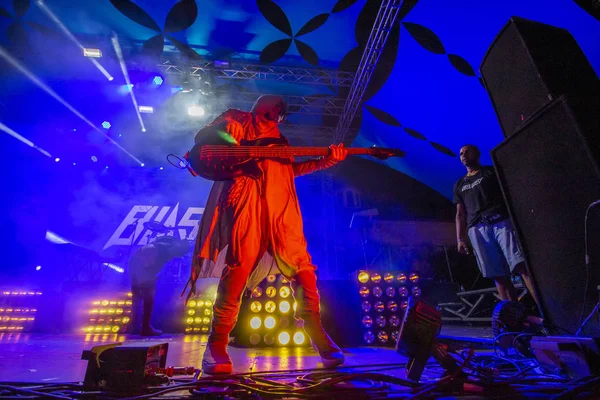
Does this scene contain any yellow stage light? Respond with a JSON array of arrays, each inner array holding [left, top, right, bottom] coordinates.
[[188, 309, 196, 316], [397, 273, 407, 284], [189, 300, 197, 308], [359, 286, 370, 297], [202, 317, 210, 324], [186, 317, 194, 324], [116, 308, 123, 315], [250, 301, 262, 313], [197, 300, 205, 307], [279, 286, 291, 298], [266, 286, 277, 298], [111, 326, 120, 333], [267, 275, 276, 283], [358, 271, 369, 283], [371, 273, 382, 283], [409, 272, 419, 283], [279, 300, 291, 314], [384, 272, 394, 283], [205, 301, 213, 307], [265, 301, 276, 313], [250, 316, 262, 329], [101, 300, 109, 306], [194, 317, 202, 324], [293, 332, 305, 345], [264, 316, 276, 329], [204, 309, 211, 316], [251, 287, 263, 298], [278, 331, 290, 345], [122, 317, 130, 324], [249, 332, 261, 345]]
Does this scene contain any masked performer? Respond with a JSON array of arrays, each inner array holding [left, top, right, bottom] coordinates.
[[182, 95, 348, 374], [129, 235, 190, 336]]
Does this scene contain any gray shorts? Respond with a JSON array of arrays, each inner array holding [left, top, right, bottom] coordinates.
[[468, 219, 525, 278]]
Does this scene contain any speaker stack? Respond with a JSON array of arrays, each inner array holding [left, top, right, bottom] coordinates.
[[480, 16, 600, 335]]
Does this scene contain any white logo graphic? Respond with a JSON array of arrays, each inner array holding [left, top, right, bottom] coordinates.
[[103, 204, 205, 250]]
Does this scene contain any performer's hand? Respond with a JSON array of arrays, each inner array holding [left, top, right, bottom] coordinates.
[[327, 143, 348, 163], [226, 121, 244, 144], [457, 240, 470, 255]]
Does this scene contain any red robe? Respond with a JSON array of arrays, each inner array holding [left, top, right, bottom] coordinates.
[[182, 109, 336, 302]]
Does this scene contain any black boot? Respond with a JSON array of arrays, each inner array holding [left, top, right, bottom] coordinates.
[[293, 271, 344, 368], [140, 284, 162, 337]]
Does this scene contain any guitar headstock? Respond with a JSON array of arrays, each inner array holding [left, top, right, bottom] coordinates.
[[369, 146, 405, 160]]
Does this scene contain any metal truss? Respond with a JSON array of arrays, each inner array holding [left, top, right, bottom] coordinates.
[[334, 0, 403, 143], [215, 89, 346, 117], [157, 60, 354, 87], [321, 0, 404, 278], [439, 285, 528, 323], [280, 125, 358, 144]]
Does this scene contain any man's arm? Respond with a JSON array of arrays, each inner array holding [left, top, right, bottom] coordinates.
[[292, 144, 347, 177], [456, 203, 470, 254]]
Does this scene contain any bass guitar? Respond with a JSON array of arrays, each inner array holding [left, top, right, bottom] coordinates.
[[185, 126, 404, 181]]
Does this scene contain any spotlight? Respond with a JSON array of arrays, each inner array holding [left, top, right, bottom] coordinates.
[[279, 300, 291, 314], [278, 331, 290, 345], [264, 301, 276, 313], [279, 286, 291, 298], [152, 76, 163, 85], [141, 128, 146, 132], [159, 167, 164, 171], [141, 163, 145, 167], [35, 266, 41, 271], [250, 316, 261, 329], [83, 48, 102, 58], [188, 105, 205, 117], [54, 158, 60, 162], [250, 301, 262, 313], [138, 106, 153, 114], [101, 121, 111, 129], [266, 286, 277, 298], [293, 332, 305, 345], [264, 316, 276, 329]]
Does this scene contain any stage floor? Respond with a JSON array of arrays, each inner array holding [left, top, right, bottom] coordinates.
[[0, 325, 492, 383]]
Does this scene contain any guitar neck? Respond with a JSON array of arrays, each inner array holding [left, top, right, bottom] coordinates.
[[203, 146, 375, 158]]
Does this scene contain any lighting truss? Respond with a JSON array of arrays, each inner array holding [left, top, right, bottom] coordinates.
[[321, 0, 404, 278], [157, 60, 355, 87], [217, 90, 347, 117], [279, 124, 359, 142], [333, 0, 403, 143]]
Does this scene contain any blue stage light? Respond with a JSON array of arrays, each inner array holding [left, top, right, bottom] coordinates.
[[153, 76, 163, 85], [54, 158, 60, 162], [36, 266, 41, 271], [102, 121, 111, 129]]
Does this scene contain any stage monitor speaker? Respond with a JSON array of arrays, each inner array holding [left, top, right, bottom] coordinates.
[[480, 16, 599, 137], [491, 94, 600, 336]]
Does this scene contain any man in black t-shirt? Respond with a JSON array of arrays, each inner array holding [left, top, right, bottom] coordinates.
[[453, 145, 538, 305]]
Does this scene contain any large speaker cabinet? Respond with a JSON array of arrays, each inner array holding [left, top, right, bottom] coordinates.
[[491, 94, 600, 335], [480, 16, 599, 137]]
